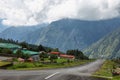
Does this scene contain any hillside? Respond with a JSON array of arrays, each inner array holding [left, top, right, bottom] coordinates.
[[0, 24, 8, 33], [84, 28, 120, 59], [1, 18, 120, 51], [0, 24, 48, 42], [26, 18, 120, 51]]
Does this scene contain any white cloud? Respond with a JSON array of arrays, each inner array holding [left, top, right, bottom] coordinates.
[[0, 0, 120, 26]]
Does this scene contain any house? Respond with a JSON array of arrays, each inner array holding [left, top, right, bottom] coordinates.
[[49, 52, 75, 59], [31, 54, 40, 62], [14, 49, 40, 62], [50, 52, 60, 55], [39, 51, 46, 54], [60, 54, 75, 59], [27, 57, 33, 62], [18, 57, 24, 62]]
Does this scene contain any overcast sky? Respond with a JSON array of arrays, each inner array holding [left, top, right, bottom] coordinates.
[[0, 0, 120, 26]]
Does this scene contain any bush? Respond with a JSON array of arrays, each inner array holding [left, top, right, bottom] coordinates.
[[10, 63, 35, 69]]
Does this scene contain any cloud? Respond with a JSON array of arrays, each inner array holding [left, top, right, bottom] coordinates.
[[0, 0, 120, 26]]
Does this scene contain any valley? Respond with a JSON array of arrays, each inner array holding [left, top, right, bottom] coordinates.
[[0, 0, 120, 80]]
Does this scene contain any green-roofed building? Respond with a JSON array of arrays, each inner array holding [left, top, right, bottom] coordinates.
[[0, 43, 40, 61], [13, 49, 40, 62], [13, 49, 39, 55], [0, 43, 22, 49], [21, 50, 39, 55]]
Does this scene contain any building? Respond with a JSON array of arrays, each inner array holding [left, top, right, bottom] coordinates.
[[18, 57, 24, 62], [14, 49, 40, 62], [50, 52, 60, 55], [60, 54, 75, 59], [31, 54, 40, 62]]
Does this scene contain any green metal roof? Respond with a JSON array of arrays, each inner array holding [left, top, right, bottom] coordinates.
[[21, 50, 38, 55], [13, 49, 39, 55], [0, 43, 22, 49]]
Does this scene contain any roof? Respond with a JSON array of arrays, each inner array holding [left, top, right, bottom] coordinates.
[[22, 50, 38, 55], [28, 57, 33, 61], [0, 43, 22, 49], [18, 57, 24, 61], [60, 54, 75, 58], [13, 49, 39, 55], [50, 52, 60, 55]]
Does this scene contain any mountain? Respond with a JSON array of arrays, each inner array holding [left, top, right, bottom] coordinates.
[[25, 18, 120, 51], [84, 27, 120, 59], [0, 23, 48, 42], [1, 18, 120, 51], [0, 24, 9, 33]]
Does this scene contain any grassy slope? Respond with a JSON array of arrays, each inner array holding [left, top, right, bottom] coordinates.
[[93, 60, 120, 80]]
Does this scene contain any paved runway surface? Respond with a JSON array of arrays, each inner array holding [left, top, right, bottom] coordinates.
[[0, 60, 106, 80]]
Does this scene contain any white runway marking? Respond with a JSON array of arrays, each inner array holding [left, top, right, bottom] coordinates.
[[45, 72, 60, 79]]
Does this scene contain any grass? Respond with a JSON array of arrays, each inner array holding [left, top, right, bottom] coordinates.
[[93, 60, 120, 80], [57, 58, 67, 63], [8, 59, 94, 70], [0, 61, 11, 67], [112, 76, 120, 80]]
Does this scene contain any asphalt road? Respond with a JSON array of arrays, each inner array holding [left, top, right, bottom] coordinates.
[[0, 59, 106, 80]]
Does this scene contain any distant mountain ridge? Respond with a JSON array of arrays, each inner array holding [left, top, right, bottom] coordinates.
[[25, 18, 120, 51], [84, 27, 120, 59], [0, 24, 9, 33], [0, 18, 120, 51], [0, 24, 48, 42]]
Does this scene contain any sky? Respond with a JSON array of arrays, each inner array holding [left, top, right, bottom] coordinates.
[[0, 0, 120, 27]]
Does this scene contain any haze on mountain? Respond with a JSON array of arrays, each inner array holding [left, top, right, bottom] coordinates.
[[18, 18, 120, 51], [0, 18, 120, 52], [0, 25, 8, 33], [84, 27, 120, 59], [0, 23, 48, 41], [0, 20, 9, 33]]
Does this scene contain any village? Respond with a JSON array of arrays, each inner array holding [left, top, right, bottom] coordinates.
[[0, 42, 120, 80], [0, 42, 88, 69]]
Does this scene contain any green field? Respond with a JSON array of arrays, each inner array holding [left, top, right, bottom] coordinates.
[[0, 61, 11, 67], [8, 60, 94, 70]]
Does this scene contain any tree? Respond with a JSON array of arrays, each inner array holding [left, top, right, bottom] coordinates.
[[0, 48, 2, 53], [22, 53, 30, 60], [52, 48, 59, 52], [16, 50, 30, 59], [38, 45, 45, 51], [45, 48, 52, 53], [16, 50, 22, 58], [2, 48, 12, 54], [66, 49, 88, 60], [49, 54, 58, 63], [19, 41, 28, 48], [39, 52, 48, 61]]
